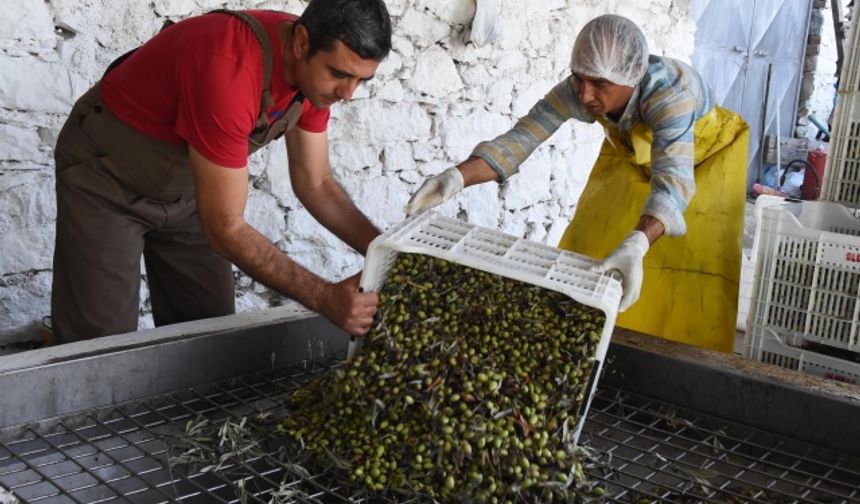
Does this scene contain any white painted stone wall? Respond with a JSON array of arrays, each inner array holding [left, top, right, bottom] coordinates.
[[0, 0, 696, 343], [804, 0, 852, 141]]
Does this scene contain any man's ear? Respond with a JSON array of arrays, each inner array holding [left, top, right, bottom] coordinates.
[[292, 24, 310, 59]]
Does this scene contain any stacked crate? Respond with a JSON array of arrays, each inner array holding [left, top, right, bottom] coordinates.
[[821, 10, 860, 207], [745, 201, 860, 384], [746, 13, 860, 384]]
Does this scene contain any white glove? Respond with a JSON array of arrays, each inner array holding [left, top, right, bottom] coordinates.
[[598, 230, 649, 311], [404, 167, 465, 216]]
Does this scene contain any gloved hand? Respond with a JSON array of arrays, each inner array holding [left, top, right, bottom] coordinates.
[[598, 230, 649, 311], [404, 167, 465, 216]]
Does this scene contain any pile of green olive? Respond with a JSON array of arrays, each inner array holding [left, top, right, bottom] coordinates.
[[279, 253, 605, 502]]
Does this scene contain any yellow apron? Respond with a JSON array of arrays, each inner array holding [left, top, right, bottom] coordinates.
[[559, 106, 749, 352]]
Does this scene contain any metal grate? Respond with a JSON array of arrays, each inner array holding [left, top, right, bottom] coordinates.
[[2, 362, 859, 504], [582, 391, 860, 503]]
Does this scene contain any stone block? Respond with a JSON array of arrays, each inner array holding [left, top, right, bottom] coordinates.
[[333, 100, 432, 144], [0, 0, 56, 47], [502, 148, 553, 210], [0, 124, 44, 163], [441, 109, 510, 161], [399, 9, 450, 48], [0, 272, 51, 342], [414, 0, 475, 25], [245, 188, 287, 243], [383, 143, 416, 174], [339, 174, 412, 228], [0, 56, 87, 113], [152, 0, 198, 17], [409, 46, 464, 98], [513, 80, 556, 117]]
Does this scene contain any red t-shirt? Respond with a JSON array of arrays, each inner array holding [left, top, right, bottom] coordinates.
[[101, 10, 330, 168]]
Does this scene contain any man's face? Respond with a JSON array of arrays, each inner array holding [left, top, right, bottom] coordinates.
[[571, 73, 635, 117], [291, 29, 380, 109]]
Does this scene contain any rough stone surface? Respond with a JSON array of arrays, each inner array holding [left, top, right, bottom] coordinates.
[[0, 272, 52, 340], [0, 172, 56, 276], [415, 0, 475, 25], [0, 0, 56, 50], [0, 124, 47, 165], [409, 46, 464, 98], [332, 100, 432, 143], [0, 56, 88, 114], [398, 9, 450, 49], [3, 0, 830, 344], [440, 109, 510, 161], [340, 174, 413, 229], [235, 291, 269, 313], [245, 188, 287, 243]]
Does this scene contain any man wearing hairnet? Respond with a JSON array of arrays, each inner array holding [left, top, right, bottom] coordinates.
[[404, 14, 748, 352]]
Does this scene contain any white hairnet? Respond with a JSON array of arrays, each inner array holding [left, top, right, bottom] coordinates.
[[570, 14, 649, 87]]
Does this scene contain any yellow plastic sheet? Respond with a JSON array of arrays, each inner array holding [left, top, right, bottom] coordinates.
[[559, 107, 749, 352]]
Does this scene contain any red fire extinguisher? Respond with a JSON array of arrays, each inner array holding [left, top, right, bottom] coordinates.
[[802, 147, 827, 200]]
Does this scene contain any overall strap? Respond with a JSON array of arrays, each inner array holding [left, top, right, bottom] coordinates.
[[209, 9, 275, 117]]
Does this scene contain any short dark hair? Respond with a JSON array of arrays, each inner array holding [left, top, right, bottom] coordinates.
[[294, 0, 392, 61]]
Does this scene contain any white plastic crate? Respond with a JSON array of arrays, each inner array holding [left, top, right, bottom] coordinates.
[[821, 92, 860, 206], [839, 11, 860, 94], [820, 13, 860, 205], [737, 196, 790, 332], [746, 326, 860, 385], [736, 251, 754, 332], [357, 210, 622, 444], [748, 200, 860, 353]]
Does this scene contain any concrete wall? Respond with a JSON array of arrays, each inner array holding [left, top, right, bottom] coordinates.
[[0, 0, 708, 343]]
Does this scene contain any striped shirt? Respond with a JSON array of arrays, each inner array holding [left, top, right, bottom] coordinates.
[[472, 55, 715, 237]]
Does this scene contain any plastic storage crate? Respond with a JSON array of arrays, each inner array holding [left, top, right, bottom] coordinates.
[[821, 92, 860, 206], [358, 210, 622, 444], [839, 10, 860, 94], [821, 13, 860, 205], [746, 326, 860, 385], [737, 196, 791, 332], [748, 200, 860, 353]]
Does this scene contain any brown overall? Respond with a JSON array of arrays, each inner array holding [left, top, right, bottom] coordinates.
[[51, 10, 305, 342]]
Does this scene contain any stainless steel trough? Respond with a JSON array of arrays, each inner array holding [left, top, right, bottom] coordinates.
[[1, 305, 859, 503]]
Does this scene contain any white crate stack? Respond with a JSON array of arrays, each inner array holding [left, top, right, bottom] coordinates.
[[821, 11, 860, 206], [746, 200, 860, 384], [747, 13, 860, 384], [358, 210, 622, 445], [737, 196, 790, 333], [840, 4, 860, 95], [820, 95, 860, 205]]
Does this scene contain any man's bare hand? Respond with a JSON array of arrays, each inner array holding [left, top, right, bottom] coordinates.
[[318, 273, 379, 336]]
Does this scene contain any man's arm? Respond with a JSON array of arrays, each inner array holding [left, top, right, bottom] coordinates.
[[470, 77, 590, 182], [404, 78, 585, 215], [285, 127, 379, 255], [640, 89, 698, 239], [457, 156, 498, 187], [636, 215, 666, 245], [188, 145, 378, 334]]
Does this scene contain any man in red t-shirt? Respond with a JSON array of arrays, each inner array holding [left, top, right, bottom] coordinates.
[[51, 0, 391, 342]]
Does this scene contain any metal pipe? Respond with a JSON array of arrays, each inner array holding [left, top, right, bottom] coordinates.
[[757, 63, 773, 184], [808, 113, 831, 139]]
